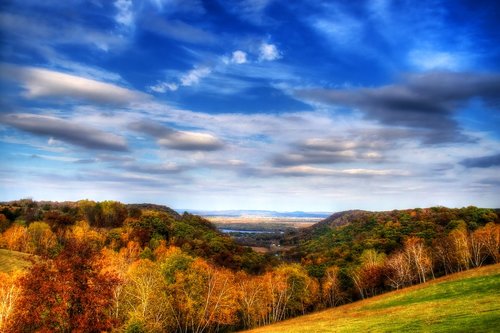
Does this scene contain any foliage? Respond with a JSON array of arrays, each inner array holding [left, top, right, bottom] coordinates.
[[8, 240, 120, 332]]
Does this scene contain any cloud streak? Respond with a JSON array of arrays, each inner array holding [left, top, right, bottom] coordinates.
[[2, 65, 149, 105], [1, 114, 128, 151], [129, 120, 224, 151], [296, 71, 500, 144]]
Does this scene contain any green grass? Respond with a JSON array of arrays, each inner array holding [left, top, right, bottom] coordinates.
[[0, 249, 32, 273], [244, 264, 500, 333]]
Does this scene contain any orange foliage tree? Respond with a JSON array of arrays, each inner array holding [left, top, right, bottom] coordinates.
[[8, 240, 120, 332]]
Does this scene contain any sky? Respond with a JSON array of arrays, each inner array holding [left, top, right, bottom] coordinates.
[[0, 0, 499, 212]]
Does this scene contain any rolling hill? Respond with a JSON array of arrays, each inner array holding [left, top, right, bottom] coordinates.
[[244, 263, 500, 333]]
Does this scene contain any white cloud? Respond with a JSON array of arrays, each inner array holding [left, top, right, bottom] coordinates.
[[408, 49, 466, 71], [149, 82, 179, 93], [180, 66, 212, 86], [273, 165, 408, 177], [259, 43, 281, 61], [158, 131, 224, 151], [2, 65, 148, 105], [231, 50, 248, 64], [115, 0, 134, 28]]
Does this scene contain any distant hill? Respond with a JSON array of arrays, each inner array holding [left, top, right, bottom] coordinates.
[[244, 263, 500, 333], [184, 209, 331, 218]]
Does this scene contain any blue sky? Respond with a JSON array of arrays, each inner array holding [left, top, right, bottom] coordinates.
[[1, 0, 499, 211]]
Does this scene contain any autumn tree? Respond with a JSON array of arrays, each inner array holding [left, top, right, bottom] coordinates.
[[1, 225, 28, 252], [163, 255, 239, 333], [404, 236, 432, 283], [237, 272, 270, 329], [321, 265, 344, 307], [476, 223, 500, 263], [122, 259, 172, 332], [351, 249, 386, 299], [385, 251, 412, 289], [26, 221, 57, 255], [0, 272, 21, 332], [449, 223, 471, 271], [9, 240, 120, 332], [260, 263, 319, 324]]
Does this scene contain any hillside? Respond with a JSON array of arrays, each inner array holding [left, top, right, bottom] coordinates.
[[244, 263, 500, 333], [287, 207, 499, 277], [0, 249, 31, 272], [0, 199, 270, 272]]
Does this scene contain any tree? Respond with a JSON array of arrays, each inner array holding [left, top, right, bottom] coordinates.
[[26, 221, 57, 255], [122, 259, 171, 332], [237, 272, 269, 329], [9, 240, 120, 332], [0, 272, 21, 332], [351, 249, 386, 299], [449, 223, 471, 271], [403, 237, 432, 283], [1, 225, 28, 252], [477, 223, 500, 263], [321, 265, 344, 307], [385, 252, 412, 289], [165, 257, 240, 333]]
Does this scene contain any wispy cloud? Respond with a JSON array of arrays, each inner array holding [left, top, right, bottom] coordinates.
[[129, 120, 224, 151], [141, 18, 217, 44], [1, 114, 128, 151], [1, 65, 149, 105]]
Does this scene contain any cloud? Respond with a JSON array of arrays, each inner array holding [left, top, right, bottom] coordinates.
[[0, 12, 126, 52], [218, 0, 274, 24], [246, 165, 408, 178], [123, 162, 185, 174], [129, 120, 224, 151], [296, 71, 500, 144], [148, 66, 212, 93], [309, 4, 364, 47], [2, 65, 149, 105], [115, 0, 134, 28], [408, 49, 467, 71], [180, 66, 212, 86], [149, 82, 179, 93], [231, 50, 248, 64], [259, 43, 281, 61], [272, 136, 386, 166], [461, 153, 500, 168], [141, 18, 217, 44], [158, 131, 223, 151], [1, 114, 128, 151]]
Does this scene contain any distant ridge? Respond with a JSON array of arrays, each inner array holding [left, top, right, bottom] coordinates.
[[181, 209, 331, 218]]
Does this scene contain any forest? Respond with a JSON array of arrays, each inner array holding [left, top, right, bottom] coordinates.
[[0, 199, 498, 332]]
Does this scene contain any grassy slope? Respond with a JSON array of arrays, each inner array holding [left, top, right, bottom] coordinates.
[[0, 249, 32, 273], [245, 264, 500, 333]]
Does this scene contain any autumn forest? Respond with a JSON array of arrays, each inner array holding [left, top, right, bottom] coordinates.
[[0, 199, 498, 332]]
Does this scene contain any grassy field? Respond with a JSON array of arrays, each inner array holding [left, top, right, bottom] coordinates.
[[244, 264, 500, 333], [0, 249, 32, 273]]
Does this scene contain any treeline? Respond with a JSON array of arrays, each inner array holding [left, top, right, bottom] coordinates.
[[0, 199, 268, 272], [0, 201, 499, 332], [289, 207, 500, 300]]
